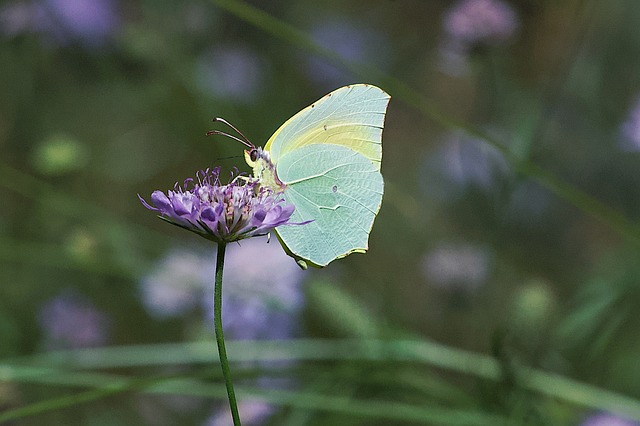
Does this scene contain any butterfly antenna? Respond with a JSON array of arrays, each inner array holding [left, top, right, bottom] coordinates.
[[206, 129, 253, 148], [210, 117, 255, 148], [214, 154, 244, 161]]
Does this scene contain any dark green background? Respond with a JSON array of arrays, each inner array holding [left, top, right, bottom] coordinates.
[[1, 0, 640, 424]]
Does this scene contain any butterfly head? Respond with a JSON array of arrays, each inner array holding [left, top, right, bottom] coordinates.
[[207, 117, 285, 191], [244, 146, 264, 166], [244, 147, 283, 192]]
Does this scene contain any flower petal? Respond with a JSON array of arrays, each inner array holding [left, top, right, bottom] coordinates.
[[150, 191, 172, 212], [138, 193, 159, 212]]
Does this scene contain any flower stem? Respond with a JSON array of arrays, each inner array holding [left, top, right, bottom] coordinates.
[[214, 242, 241, 425]]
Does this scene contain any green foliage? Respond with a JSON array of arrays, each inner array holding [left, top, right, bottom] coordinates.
[[2, 0, 640, 424]]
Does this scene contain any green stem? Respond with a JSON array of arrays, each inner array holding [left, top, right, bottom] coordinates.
[[214, 243, 241, 425]]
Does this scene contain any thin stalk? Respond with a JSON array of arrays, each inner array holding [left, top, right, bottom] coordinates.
[[214, 242, 241, 425]]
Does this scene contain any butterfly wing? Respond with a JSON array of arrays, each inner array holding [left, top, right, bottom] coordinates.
[[265, 84, 390, 170], [275, 144, 384, 267]]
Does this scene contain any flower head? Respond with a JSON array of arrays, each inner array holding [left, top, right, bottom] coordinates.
[[203, 238, 305, 340], [196, 45, 266, 102], [439, 0, 518, 75], [139, 248, 211, 319], [420, 132, 509, 200], [39, 290, 110, 349], [580, 412, 639, 426], [620, 95, 640, 152], [0, 0, 119, 46], [421, 242, 492, 291], [306, 18, 391, 88], [443, 0, 518, 46], [139, 168, 294, 243], [205, 401, 274, 426]]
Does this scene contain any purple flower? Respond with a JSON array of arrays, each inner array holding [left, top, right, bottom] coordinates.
[[0, 2, 49, 37], [619, 95, 640, 152], [195, 45, 267, 102], [44, 0, 118, 44], [140, 239, 306, 336], [0, 0, 119, 46], [439, 0, 518, 74], [306, 18, 391, 88], [443, 0, 518, 45], [203, 238, 305, 340], [39, 290, 110, 349], [421, 243, 492, 291], [139, 248, 212, 319], [420, 132, 509, 200], [205, 401, 274, 426], [581, 412, 639, 426], [139, 168, 295, 244]]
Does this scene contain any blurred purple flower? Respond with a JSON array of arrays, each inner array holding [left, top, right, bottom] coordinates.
[[45, 0, 118, 43], [306, 18, 391, 88], [439, 0, 518, 75], [0, 0, 119, 46], [39, 290, 109, 349], [439, 137, 502, 189], [420, 132, 509, 200], [0, 2, 49, 37], [421, 243, 492, 291], [139, 167, 295, 244], [443, 0, 518, 45], [619, 96, 640, 152], [581, 413, 639, 426], [139, 249, 213, 319], [205, 401, 274, 426], [195, 45, 266, 102], [140, 238, 305, 339], [203, 237, 305, 340]]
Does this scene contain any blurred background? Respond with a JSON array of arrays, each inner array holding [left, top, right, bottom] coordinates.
[[2, 0, 640, 424]]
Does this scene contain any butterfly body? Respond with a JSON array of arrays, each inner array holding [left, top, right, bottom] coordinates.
[[245, 84, 390, 268], [244, 147, 284, 192]]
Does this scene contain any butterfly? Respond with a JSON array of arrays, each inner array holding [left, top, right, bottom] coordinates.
[[210, 84, 390, 268]]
